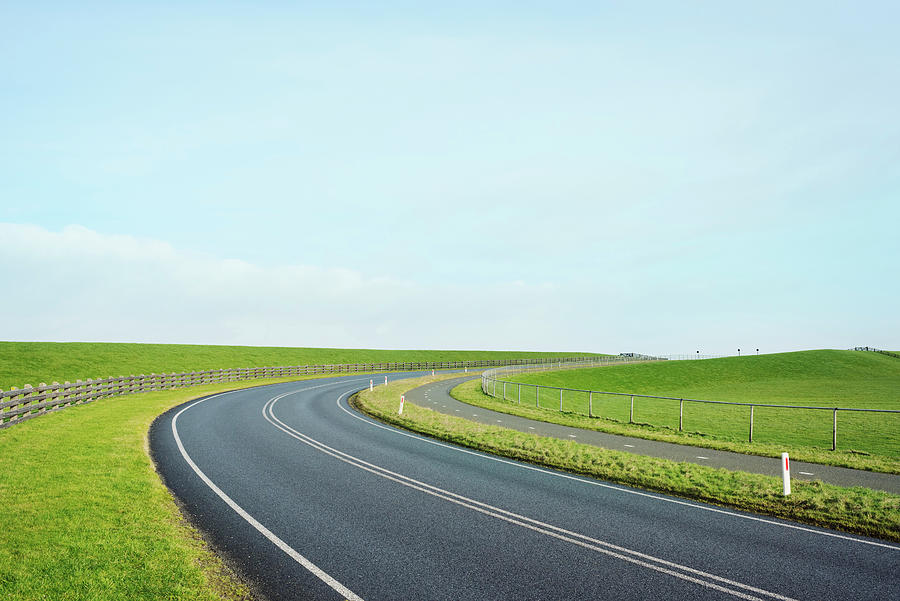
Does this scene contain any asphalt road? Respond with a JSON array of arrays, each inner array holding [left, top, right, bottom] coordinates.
[[410, 376, 900, 494], [150, 373, 898, 601]]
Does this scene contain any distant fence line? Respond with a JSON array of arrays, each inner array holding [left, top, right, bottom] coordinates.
[[481, 361, 900, 453], [850, 347, 900, 360], [0, 356, 593, 431]]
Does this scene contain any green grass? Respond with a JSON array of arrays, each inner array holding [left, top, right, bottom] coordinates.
[[354, 373, 900, 542], [0, 344, 596, 600], [454, 379, 900, 473], [0, 377, 326, 600], [490, 350, 900, 461], [0, 341, 597, 390]]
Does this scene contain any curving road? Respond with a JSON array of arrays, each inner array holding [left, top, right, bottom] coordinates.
[[150, 374, 898, 601]]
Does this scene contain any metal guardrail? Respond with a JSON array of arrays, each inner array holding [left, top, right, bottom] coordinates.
[[481, 361, 900, 453], [0, 356, 596, 430]]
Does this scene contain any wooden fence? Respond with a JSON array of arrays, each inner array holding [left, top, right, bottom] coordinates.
[[0, 357, 590, 430]]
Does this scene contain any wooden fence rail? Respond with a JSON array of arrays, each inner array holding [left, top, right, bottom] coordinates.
[[0, 357, 592, 430]]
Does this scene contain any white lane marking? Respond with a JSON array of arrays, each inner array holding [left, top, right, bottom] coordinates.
[[799, 472, 814, 476], [624, 444, 635, 448], [696, 456, 709, 460], [528, 426, 535, 430], [338, 392, 899, 551], [172, 382, 367, 601], [265, 391, 797, 601]]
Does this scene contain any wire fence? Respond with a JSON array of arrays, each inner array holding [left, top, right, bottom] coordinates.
[[0, 356, 594, 431], [481, 361, 900, 456]]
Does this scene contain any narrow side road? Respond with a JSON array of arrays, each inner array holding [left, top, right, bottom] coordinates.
[[408, 376, 900, 494]]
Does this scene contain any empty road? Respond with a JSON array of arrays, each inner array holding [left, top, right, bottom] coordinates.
[[150, 374, 898, 600]]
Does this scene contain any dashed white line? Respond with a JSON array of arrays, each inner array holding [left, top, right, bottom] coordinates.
[[624, 444, 635, 448], [338, 385, 899, 551], [798, 472, 814, 476], [696, 456, 709, 460]]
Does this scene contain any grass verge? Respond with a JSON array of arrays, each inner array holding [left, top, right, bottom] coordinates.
[[354, 373, 900, 542], [0, 374, 331, 601], [454, 379, 900, 474]]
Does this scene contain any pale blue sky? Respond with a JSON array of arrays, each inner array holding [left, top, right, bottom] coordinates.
[[2, 2, 898, 354]]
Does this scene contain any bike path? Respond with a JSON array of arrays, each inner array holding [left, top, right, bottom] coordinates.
[[406, 376, 900, 494]]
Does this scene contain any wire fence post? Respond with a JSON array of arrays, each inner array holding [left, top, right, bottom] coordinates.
[[559, 388, 563, 411], [589, 391, 593, 418], [630, 395, 634, 423], [503, 381, 506, 401], [833, 408, 837, 451], [749, 405, 754, 443], [517, 383, 521, 404], [536, 385, 540, 408], [679, 399, 684, 431]]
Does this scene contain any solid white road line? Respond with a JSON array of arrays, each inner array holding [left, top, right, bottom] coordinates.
[[339, 390, 899, 551], [264, 389, 797, 601], [172, 383, 368, 601]]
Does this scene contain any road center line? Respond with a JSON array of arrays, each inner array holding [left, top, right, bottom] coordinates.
[[264, 389, 798, 601]]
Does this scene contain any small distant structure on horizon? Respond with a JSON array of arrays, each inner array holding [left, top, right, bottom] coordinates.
[[619, 352, 636, 358], [851, 346, 882, 352]]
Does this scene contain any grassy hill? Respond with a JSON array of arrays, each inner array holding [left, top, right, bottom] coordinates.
[[0, 341, 597, 390], [492, 350, 900, 459], [512, 350, 900, 409]]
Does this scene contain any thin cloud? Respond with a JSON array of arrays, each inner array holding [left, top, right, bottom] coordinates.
[[0, 223, 574, 351]]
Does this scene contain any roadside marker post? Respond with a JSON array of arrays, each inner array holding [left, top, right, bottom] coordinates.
[[369, 379, 373, 391], [384, 376, 388, 386], [432, 369, 435, 376], [782, 453, 791, 496], [398, 395, 405, 415]]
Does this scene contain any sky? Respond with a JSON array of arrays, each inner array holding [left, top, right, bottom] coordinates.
[[2, 2, 898, 355]]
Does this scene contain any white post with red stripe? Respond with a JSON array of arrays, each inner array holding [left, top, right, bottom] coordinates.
[[431, 369, 435, 376], [369, 379, 373, 391], [398, 395, 405, 415], [782, 452, 791, 496], [384, 375, 388, 385]]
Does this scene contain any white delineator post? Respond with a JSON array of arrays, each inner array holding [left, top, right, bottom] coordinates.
[[432, 369, 435, 376], [398, 395, 405, 415], [384, 376, 388, 385], [782, 452, 791, 496], [369, 379, 373, 391]]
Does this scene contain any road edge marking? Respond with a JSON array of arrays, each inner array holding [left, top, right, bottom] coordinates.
[[171, 385, 367, 601]]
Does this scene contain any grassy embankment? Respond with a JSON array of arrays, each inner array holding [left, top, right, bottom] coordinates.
[[464, 350, 900, 473], [354, 372, 900, 542], [0, 343, 592, 601], [0, 341, 594, 390]]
